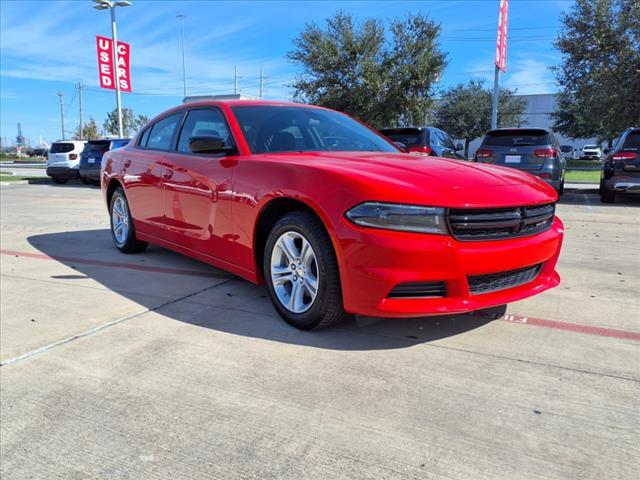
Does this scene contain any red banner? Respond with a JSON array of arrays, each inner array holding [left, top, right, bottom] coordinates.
[[495, 0, 509, 72], [96, 35, 132, 92]]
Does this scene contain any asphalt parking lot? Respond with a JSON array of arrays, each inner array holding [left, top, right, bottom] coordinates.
[[1, 181, 639, 479]]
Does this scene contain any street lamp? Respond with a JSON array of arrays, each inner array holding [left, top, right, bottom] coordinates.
[[177, 14, 187, 98], [93, 0, 132, 138]]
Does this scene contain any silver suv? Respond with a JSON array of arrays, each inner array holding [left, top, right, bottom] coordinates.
[[475, 128, 566, 195]]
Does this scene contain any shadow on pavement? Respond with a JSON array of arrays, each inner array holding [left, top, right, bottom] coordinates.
[[27, 229, 499, 351]]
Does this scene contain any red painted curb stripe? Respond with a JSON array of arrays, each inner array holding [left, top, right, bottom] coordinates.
[[0, 249, 219, 278], [503, 314, 640, 341]]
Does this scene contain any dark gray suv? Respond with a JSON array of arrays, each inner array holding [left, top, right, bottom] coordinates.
[[475, 128, 566, 195]]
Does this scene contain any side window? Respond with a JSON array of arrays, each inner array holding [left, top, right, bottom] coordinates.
[[138, 128, 151, 147], [442, 133, 456, 150], [146, 113, 183, 151], [177, 108, 235, 154]]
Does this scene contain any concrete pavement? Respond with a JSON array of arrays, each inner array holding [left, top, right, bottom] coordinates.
[[1, 182, 639, 479]]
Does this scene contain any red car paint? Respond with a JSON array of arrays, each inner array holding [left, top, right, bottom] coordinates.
[[102, 100, 563, 318]]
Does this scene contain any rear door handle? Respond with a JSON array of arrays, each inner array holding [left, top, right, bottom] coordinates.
[[163, 169, 173, 179]]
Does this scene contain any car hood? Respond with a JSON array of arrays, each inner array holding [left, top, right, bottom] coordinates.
[[266, 151, 557, 208]]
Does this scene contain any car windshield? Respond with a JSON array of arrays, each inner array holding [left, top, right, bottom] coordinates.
[[231, 105, 398, 154], [560, 146, 572, 152], [49, 142, 75, 153], [584, 145, 598, 149], [483, 130, 550, 147]]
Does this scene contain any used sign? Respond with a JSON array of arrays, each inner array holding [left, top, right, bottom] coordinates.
[[96, 35, 132, 92], [495, 0, 509, 72]]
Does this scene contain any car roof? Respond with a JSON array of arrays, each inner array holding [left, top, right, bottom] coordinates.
[[486, 127, 553, 134]]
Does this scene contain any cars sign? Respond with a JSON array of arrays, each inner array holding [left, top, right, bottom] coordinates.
[[96, 35, 132, 92]]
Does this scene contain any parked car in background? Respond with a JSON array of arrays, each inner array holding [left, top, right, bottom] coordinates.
[[79, 138, 130, 185], [600, 127, 640, 203], [28, 148, 48, 158], [475, 128, 566, 195], [560, 145, 575, 161], [580, 144, 602, 160], [46, 140, 87, 184], [379, 126, 466, 160], [102, 100, 563, 330]]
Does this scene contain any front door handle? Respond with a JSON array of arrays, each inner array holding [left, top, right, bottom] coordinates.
[[123, 159, 131, 168], [163, 169, 173, 179]]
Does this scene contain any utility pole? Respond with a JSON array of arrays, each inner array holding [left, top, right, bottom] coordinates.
[[491, 66, 499, 130], [78, 82, 84, 140], [58, 91, 65, 140], [234, 65, 238, 94], [177, 14, 187, 98], [259, 65, 264, 99]]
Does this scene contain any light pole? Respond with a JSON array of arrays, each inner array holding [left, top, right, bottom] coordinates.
[[177, 14, 187, 98], [93, 0, 132, 138]]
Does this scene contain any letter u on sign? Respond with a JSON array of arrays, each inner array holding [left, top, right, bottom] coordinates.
[[95, 35, 133, 92]]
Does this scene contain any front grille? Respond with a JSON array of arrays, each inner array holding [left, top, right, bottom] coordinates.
[[468, 264, 542, 295], [387, 281, 446, 298], [448, 203, 555, 241]]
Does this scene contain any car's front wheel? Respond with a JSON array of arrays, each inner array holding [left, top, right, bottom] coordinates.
[[600, 185, 615, 203], [109, 187, 148, 253], [264, 211, 350, 330]]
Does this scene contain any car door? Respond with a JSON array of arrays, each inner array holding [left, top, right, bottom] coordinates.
[[123, 112, 183, 240], [160, 107, 236, 259]]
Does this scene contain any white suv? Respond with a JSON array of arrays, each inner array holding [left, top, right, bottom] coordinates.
[[580, 144, 602, 161], [46, 141, 87, 184]]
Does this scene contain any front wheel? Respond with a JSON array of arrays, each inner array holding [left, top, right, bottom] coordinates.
[[264, 211, 350, 330], [600, 186, 615, 203], [109, 187, 148, 253]]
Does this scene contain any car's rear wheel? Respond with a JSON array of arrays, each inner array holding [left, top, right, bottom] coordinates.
[[600, 185, 615, 203], [109, 187, 148, 253], [264, 211, 350, 330], [52, 177, 68, 184]]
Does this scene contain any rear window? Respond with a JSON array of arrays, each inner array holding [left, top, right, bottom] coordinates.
[[483, 130, 550, 147], [380, 128, 422, 146], [560, 145, 572, 152], [49, 142, 75, 153], [623, 131, 640, 149], [111, 139, 130, 149], [85, 141, 111, 153]]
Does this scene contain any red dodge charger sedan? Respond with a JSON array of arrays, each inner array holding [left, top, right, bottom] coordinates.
[[101, 100, 564, 330]]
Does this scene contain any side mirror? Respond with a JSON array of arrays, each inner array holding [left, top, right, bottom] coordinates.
[[455, 142, 464, 151], [189, 136, 230, 154], [393, 141, 408, 152]]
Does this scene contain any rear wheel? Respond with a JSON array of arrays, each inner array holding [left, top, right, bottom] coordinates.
[[109, 187, 148, 253], [600, 185, 615, 203], [264, 211, 350, 330], [52, 177, 68, 184]]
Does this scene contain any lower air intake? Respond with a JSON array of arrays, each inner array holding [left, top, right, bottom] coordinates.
[[387, 282, 446, 298], [468, 264, 543, 295]]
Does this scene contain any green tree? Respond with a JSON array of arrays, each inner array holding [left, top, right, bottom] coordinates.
[[103, 109, 149, 137], [552, 0, 640, 145], [288, 11, 447, 128], [434, 80, 527, 159], [73, 117, 100, 140]]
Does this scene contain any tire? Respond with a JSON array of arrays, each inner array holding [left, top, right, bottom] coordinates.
[[52, 177, 68, 184], [263, 211, 350, 330], [600, 185, 615, 203], [109, 187, 148, 253], [81, 176, 90, 185], [557, 176, 565, 196]]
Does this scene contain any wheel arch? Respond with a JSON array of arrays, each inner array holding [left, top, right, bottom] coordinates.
[[106, 177, 124, 208], [253, 196, 339, 281]]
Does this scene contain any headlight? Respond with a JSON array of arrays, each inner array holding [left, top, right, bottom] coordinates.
[[345, 202, 448, 234]]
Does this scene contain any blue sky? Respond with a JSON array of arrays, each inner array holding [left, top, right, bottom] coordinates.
[[0, 0, 571, 146]]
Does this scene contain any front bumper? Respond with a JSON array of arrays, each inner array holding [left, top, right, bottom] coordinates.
[[46, 166, 80, 179], [336, 216, 564, 318]]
